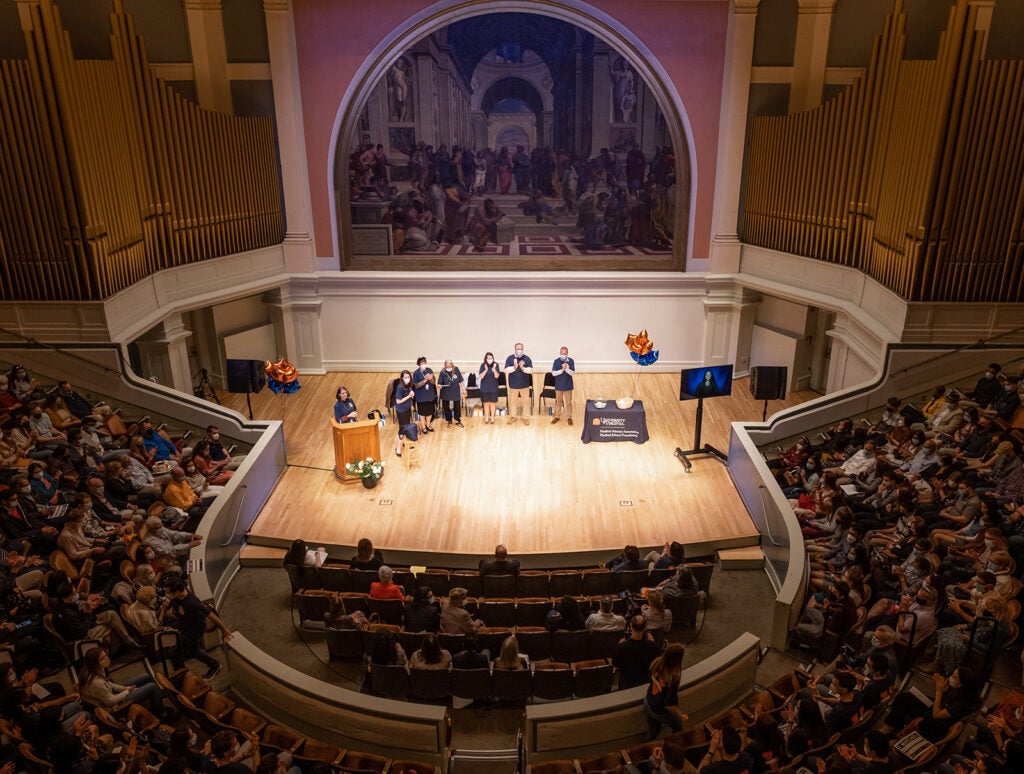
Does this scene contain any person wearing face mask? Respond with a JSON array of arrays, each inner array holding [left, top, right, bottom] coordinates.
[[967, 362, 1003, 408], [26, 403, 66, 451], [393, 368, 416, 456], [205, 425, 244, 471], [895, 585, 938, 644], [124, 584, 163, 637], [0, 486, 59, 551], [6, 366, 41, 404], [412, 356, 438, 434], [26, 463, 62, 507], [824, 441, 878, 482], [403, 585, 440, 632], [987, 375, 1020, 420], [549, 346, 576, 425], [900, 436, 940, 479], [929, 473, 981, 531], [0, 374, 23, 413], [504, 342, 534, 425], [477, 352, 501, 424], [835, 731, 893, 774], [437, 359, 466, 428], [882, 667, 982, 741]]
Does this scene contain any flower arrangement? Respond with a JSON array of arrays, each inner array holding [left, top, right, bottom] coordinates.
[[345, 457, 385, 481]]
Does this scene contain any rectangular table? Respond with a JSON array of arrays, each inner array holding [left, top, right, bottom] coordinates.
[[580, 400, 650, 444]]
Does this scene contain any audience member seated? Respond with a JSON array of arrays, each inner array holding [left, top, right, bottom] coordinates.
[[792, 580, 857, 650], [478, 543, 520, 576], [605, 544, 645, 572], [988, 375, 1020, 420], [7, 365, 43, 404], [181, 454, 224, 503], [51, 582, 139, 651], [404, 586, 440, 632], [495, 635, 528, 670], [642, 589, 672, 633], [369, 628, 406, 667], [191, 440, 234, 486], [77, 646, 166, 717], [441, 587, 483, 634], [350, 537, 384, 570], [140, 419, 180, 463], [547, 595, 586, 631], [586, 594, 626, 632], [205, 425, 244, 471], [141, 515, 201, 569], [881, 667, 983, 742], [613, 615, 659, 689], [642, 540, 687, 571], [966, 363, 1003, 408], [161, 467, 206, 525], [123, 584, 163, 637], [410, 632, 452, 670], [452, 633, 490, 668], [58, 507, 124, 568], [369, 565, 405, 603]]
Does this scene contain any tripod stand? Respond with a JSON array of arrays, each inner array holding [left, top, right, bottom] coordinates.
[[674, 396, 727, 472], [192, 368, 221, 405]]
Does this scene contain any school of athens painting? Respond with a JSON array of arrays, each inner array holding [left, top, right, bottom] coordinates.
[[344, 13, 681, 259]]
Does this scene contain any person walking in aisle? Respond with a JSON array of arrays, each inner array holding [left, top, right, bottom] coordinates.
[[438, 359, 466, 428], [504, 343, 533, 425], [550, 346, 575, 426]]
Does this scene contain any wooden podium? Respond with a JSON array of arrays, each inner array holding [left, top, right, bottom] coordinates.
[[330, 418, 382, 481]]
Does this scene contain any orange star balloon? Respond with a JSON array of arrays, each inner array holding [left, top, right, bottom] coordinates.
[[625, 329, 654, 356]]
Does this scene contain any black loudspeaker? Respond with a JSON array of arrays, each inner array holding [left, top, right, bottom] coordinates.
[[750, 366, 788, 400], [225, 359, 267, 394]]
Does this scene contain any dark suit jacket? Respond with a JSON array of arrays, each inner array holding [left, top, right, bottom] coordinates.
[[479, 558, 520, 576]]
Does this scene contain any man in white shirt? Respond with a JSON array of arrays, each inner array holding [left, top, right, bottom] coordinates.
[[825, 441, 878, 480], [586, 595, 626, 632]]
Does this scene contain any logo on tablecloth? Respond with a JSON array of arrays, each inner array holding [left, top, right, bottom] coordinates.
[[592, 418, 601, 426]]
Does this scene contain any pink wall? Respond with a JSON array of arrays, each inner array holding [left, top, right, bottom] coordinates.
[[293, 0, 728, 263]]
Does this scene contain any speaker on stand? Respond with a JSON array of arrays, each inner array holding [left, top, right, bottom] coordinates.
[[226, 359, 267, 419], [750, 366, 788, 421]]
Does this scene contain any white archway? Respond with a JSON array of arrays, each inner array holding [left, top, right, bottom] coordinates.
[[328, 0, 698, 267]]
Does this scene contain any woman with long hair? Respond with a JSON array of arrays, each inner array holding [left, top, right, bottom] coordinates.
[[350, 537, 384, 571], [78, 647, 165, 716], [394, 368, 416, 455], [410, 633, 451, 670], [192, 440, 233, 486], [495, 635, 527, 670], [642, 590, 673, 633], [643, 643, 688, 740]]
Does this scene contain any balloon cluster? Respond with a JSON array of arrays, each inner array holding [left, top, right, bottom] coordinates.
[[265, 358, 302, 395], [625, 329, 660, 367]]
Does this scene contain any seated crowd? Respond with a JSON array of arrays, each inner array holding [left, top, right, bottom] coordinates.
[[0, 364, 251, 772], [758, 362, 1024, 774], [287, 538, 710, 698]]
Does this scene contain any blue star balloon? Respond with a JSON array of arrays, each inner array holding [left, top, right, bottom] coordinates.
[[630, 349, 660, 367]]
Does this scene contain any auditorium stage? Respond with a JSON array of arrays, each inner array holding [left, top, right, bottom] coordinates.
[[223, 373, 814, 567]]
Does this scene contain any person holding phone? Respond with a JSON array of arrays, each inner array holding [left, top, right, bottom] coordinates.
[[478, 352, 501, 425]]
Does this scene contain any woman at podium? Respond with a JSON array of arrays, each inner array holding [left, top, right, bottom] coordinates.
[[334, 386, 357, 423]]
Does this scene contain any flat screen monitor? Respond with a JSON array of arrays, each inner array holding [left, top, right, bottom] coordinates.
[[680, 364, 734, 401]]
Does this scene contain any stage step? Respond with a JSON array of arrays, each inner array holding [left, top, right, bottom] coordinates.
[[717, 546, 764, 570], [239, 544, 287, 567]]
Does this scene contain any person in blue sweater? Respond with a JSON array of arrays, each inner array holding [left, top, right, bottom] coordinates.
[[393, 370, 416, 456], [333, 386, 357, 423], [504, 343, 533, 425], [550, 346, 575, 426], [413, 356, 437, 434]]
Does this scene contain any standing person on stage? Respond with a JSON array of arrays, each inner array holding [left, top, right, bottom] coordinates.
[[550, 346, 575, 426], [394, 369, 416, 456], [504, 343, 534, 426], [413, 357, 437, 434], [478, 352, 501, 425], [334, 386, 357, 423], [438, 359, 466, 428]]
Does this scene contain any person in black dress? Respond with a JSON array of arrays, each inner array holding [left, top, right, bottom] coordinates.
[[478, 352, 501, 425]]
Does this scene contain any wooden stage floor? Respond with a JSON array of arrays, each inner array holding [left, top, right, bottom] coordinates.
[[224, 373, 814, 566]]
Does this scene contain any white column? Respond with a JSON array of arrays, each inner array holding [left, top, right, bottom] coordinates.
[[702, 281, 760, 369], [264, 281, 324, 374], [788, 0, 837, 114], [134, 314, 194, 394], [263, 0, 316, 272], [707, 0, 760, 274], [182, 0, 233, 114]]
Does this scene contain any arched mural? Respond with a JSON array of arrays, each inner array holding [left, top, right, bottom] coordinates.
[[335, 6, 693, 268]]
